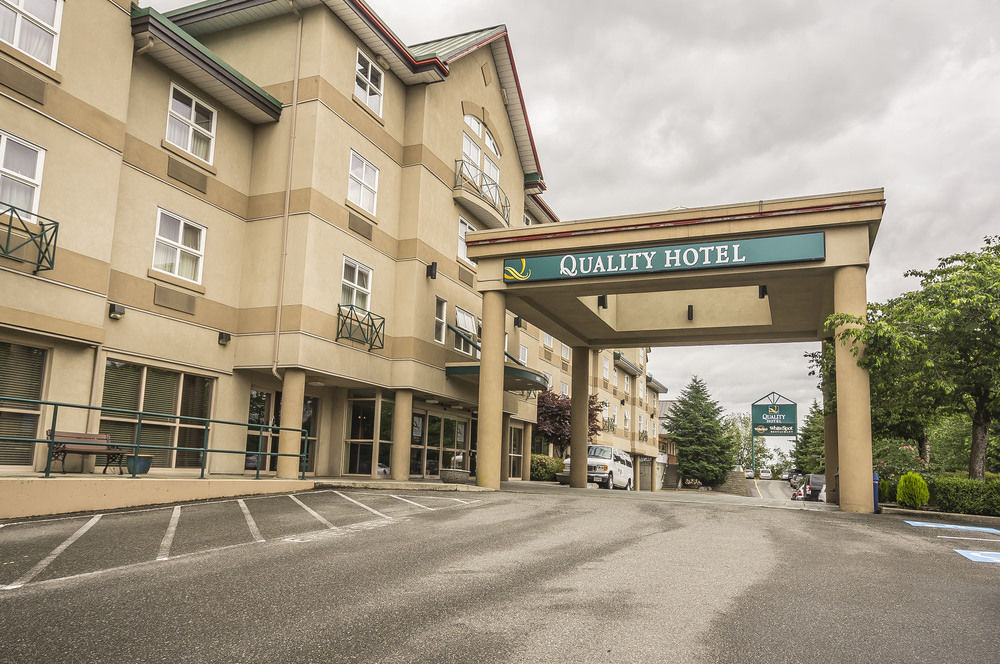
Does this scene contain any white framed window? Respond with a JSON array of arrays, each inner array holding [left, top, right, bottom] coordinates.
[[624, 411, 631, 430], [560, 382, 569, 396], [354, 50, 383, 116], [0, 130, 43, 213], [0, 0, 63, 68], [561, 343, 570, 361], [341, 256, 372, 310], [518, 344, 528, 364], [165, 84, 216, 163], [152, 209, 205, 283], [624, 374, 631, 393], [504, 332, 509, 353], [482, 155, 500, 206], [464, 114, 482, 136], [454, 307, 476, 355], [543, 372, 552, 389], [348, 150, 379, 215], [612, 404, 618, 421], [543, 332, 553, 348], [639, 380, 646, 400], [434, 297, 447, 344], [461, 132, 481, 187], [483, 127, 500, 158], [476, 317, 482, 359], [602, 402, 609, 419], [613, 367, 618, 386], [458, 217, 475, 264], [602, 356, 610, 380]]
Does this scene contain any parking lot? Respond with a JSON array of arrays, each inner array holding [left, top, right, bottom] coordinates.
[[0, 490, 482, 591]]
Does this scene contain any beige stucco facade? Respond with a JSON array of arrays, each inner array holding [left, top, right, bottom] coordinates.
[[2, 0, 877, 512]]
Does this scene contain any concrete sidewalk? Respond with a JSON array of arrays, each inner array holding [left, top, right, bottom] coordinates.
[[0, 473, 493, 520]]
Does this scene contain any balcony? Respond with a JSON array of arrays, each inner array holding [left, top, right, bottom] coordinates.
[[1, 202, 58, 273], [336, 305, 385, 351], [602, 417, 616, 432], [444, 324, 549, 392], [453, 159, 510, 228]]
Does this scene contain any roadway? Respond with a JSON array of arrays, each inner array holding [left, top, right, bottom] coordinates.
[[1, 484, 997, 663]]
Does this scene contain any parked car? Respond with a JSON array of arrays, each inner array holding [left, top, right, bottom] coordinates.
[[759, 468, 772, 480], [789, 472, 803, 487], [560, 445, 634, 489], [780, 470, 792, 481], [799, 474, 826, 501], [745, 469, 755, 479], [791, 485, 803, 500]]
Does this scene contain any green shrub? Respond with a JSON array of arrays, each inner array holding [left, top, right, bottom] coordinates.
[[927, 476, 1000, 516], [896, 472, 930, 509], [530, 454, 564, 481], [878, 476, 898, 504]]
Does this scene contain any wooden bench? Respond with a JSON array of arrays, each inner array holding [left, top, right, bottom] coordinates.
[[46, 431, 127, 474]]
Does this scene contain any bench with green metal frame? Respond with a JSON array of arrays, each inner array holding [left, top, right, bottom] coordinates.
[[46, 430, 127, 474]]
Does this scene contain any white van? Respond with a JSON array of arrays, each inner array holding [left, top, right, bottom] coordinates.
[[561, 444, 634, 490]]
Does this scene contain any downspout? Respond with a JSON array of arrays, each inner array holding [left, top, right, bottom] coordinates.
[[134, 35, 155, 56], [272, 0, 303, 381]]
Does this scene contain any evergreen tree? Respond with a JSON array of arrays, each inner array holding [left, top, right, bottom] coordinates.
[[667, 376, 732, 486], [793, 400, 825, 473]]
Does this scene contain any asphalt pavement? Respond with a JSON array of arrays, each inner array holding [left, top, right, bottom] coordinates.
[[0, 484, 996, 663]]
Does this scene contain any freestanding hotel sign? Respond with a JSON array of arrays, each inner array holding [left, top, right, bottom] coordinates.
[[503, 232, 825, 282], [751, 393, 797, 436]]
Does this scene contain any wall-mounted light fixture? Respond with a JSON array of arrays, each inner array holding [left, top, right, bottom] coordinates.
[[108, 303, 125, 320], [218, 331, 231, 346], [620, 399, 626, 406], [687, 304, 694, 321], [426, 262, 438, 279], [597, 294, 608, 309], [758, 285, 768, 299], [513, 316, 522, 328]]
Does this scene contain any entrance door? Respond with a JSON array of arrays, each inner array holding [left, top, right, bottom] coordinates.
[[244, 389, 318, 472]]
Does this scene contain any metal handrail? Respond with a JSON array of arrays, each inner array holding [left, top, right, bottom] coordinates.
[[602, 417, 616, 432], [0, 395, 309, 479], [0, 202, 59, 273], [454, 159, 511, 223], [336, 304, 385, 351], [445, 323, 524, 366]]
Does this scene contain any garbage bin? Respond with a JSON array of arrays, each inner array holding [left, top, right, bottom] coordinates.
[[873, 471, 881, 514]]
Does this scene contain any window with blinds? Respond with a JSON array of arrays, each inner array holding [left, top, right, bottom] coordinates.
[[98, 359, 213, 469], [0, 341, 46, 465]]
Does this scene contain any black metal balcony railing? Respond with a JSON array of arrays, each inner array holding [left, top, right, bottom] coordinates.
[[602, 417, 616, 432], [337, 304, 385, 351], [446, 323, 525, 366], [638, 430, 649, 442], [1, 202, 58, 273], [454, 159, 511, 223]]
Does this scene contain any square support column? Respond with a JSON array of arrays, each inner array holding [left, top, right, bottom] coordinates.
[[522, 422, 534, 481], [277, 368, 305, 479], [390, 389, 412, 481], [476, 290, 506, 489], [570, 346, 590, 488], [822, 338, 839, 505], [833, 266, 874, 513]]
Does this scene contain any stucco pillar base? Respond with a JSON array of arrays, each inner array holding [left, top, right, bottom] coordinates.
[[276, 368, 306, 479]]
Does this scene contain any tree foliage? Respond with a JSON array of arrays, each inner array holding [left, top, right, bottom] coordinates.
[[535, 390, 601, 457], [829, 236, 1000, 479], [723, 412, 774, 471], [667, 376, 732, 486], [792, 400, 825, 474]]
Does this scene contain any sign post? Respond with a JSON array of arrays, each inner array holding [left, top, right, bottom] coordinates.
[[750, 392, 797, 475]]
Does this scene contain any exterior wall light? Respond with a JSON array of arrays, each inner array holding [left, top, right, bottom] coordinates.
[[687, 305, 694, 321], [108, 303, 125, 320], [426, 262, 438, 279], [218, 332, 231, 345]]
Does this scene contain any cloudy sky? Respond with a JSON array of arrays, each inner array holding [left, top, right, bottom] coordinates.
[[150, 1, 999, 442]]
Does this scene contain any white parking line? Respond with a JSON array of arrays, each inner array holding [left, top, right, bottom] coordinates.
[[238, 499, 265, 542], [389, 494, 434, 511], [289, 495, 338, 529], [938, 535, 1000, 543], [157, 506, 182, 561], [2, 514, 102, 590], [333, 491, 392, 520]]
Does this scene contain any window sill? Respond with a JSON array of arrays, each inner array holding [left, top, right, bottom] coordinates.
[[147, 268, 206, 295], [352, 96, 385, 126], [0, 42, 62, 84], [160, 140, 217, 175], [345, 199, 378, 224]]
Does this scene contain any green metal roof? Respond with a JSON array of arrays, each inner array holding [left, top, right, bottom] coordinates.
[[131, 5, 282, 122], [408, 25, 506, 62]]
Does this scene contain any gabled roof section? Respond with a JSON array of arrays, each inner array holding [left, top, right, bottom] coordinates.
[[131, 6, 282, 124], [526, 193, 559, 224], [163, 0, 545, 186]]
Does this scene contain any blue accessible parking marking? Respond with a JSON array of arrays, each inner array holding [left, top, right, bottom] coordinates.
[[954, 550, 1000, 564], [904, 520, 1000, 535]]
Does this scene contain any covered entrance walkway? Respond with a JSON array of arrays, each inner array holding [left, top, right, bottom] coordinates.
[[467, 189, 885, 513]]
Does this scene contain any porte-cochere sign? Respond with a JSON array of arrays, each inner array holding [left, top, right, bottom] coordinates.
[[503, 231, 825, 282]]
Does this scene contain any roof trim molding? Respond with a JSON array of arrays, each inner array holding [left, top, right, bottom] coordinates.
[[131, 6, 282, 124]]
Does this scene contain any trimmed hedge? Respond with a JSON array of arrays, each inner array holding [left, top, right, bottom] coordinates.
[[530, 454, 564, 482], [927, 476, 1000, 517]]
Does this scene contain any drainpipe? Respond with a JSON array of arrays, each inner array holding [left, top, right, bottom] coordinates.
[[272, 0, 303, 381], [134, 35, 155, 56]]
